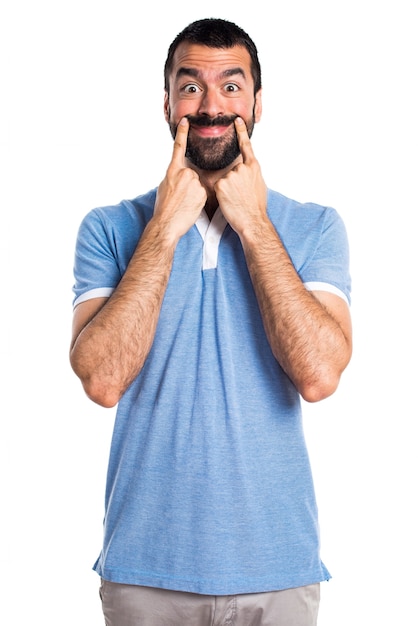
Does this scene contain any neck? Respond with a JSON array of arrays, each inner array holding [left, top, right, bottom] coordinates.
[[187, 155, 243, 220]]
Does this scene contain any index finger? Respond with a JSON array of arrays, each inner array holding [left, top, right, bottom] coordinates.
[[171, 117, 189, 167], [234, 117, 255, 164]]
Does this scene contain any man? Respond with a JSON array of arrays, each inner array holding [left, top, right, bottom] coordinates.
[[70, 18, 352, 626]]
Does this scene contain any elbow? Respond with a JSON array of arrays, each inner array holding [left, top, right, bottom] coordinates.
[[297, 368, 344, 404], [70, 355, 121, 408], [299, 378, 339, 403], [76, 368, 121, 407], [298, 346, 352, 403], [83, 381, 120, 408]]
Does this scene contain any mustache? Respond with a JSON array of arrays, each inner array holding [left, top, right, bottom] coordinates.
[[185, 114, 238, 127]]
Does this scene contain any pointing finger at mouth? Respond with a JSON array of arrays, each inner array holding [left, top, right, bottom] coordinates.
[[171, 117, 189, 166], [234, 117, 254, 164]]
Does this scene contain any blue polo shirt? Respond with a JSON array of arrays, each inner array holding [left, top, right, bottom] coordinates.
[[73, 188, 351, 595]]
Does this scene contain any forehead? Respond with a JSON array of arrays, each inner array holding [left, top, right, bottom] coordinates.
[[169, 42, 253, 84]]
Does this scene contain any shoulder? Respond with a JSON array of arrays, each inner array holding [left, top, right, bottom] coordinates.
[[266, 188, 347, 240], [82, 188, 157, 230], [75, 189, 158, 253], [267, 188, 340, 221]]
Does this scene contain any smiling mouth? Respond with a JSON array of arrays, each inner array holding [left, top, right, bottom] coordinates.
[[182, 114, 238, 138], [191, 124, 231, 138], [187, 116, 237, 140]]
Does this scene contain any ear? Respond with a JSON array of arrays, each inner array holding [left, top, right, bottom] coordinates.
[[164, 92, 170, 122], [254, 89, 262, 123]]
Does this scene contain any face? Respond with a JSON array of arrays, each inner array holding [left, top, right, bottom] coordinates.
[[164, 43, 262, 171]]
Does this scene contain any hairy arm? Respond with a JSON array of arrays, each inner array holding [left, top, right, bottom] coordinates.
[[70, 119, 206, 407], [70, 221, 177, 407], [240, 220, 352, 402], [215, 118, 352, 402]]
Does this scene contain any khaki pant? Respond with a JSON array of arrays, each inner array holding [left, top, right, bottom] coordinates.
[[99, 580, 320, 626]]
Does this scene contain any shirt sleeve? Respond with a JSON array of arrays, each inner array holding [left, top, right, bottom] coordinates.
[[72, 208, 122, 308], [299, 206, 351, 305]]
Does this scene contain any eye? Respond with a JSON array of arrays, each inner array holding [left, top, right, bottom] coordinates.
[[182, 83, 201, 94], [224, 83, 239, 92]]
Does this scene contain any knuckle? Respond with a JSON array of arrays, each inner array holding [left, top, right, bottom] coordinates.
[[173, 139, 184, 152]]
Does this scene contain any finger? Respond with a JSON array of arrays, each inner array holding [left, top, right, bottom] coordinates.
[[234, 117, 255, 164], [171, 117, 189, 167]]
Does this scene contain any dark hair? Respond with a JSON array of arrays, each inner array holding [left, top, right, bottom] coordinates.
[[164, 18, 262, 95]]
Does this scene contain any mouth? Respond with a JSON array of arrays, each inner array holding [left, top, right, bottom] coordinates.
[[186, 114, 238, 139], [190, 124, 231, 138]]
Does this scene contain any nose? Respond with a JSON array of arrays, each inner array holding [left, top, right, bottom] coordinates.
[[197, 87, 224, 118]]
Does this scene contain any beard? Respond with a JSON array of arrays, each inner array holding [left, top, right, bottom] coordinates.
[[169, 112, 255, 171]]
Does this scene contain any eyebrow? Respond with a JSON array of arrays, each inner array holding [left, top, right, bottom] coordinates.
[[175, 67, 246, 81]]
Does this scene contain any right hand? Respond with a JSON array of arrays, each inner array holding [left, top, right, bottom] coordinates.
[[154, 117, 207, 241]]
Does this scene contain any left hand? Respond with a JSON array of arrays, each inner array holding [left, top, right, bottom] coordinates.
[[214, 117, 268, 234]]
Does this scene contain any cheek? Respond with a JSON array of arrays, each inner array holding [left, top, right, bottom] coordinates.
[[237, 99, 256, 119], [169, 101, 196, 121], [220, 98, 255, 123]]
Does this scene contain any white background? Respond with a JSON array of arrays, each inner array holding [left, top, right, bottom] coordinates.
[[3, 0, 417, 624]]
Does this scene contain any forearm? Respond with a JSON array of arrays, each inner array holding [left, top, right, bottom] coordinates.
[[70, 218, 177, 407], [71, 120, 208, 407], [240, 218, 351, 402]]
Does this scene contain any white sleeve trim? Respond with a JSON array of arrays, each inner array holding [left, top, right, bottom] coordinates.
[[73, 287, 114, 308], [303, 281, 349, 305]]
